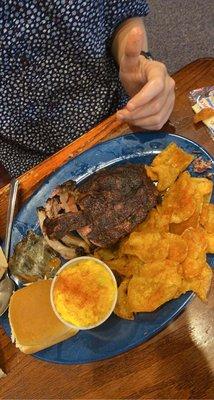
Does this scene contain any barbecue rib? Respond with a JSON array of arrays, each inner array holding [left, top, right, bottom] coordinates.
[[41, 164, 159, 248]]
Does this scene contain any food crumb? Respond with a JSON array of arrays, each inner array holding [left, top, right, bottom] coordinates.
[[0, 369, 6, 378], [192, 157, 213, 173]]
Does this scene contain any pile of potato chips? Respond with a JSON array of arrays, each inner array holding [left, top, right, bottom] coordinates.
[[94, 143, 214, 320]]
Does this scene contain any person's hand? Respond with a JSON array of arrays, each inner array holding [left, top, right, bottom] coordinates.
[[117, 28, 175, 130]]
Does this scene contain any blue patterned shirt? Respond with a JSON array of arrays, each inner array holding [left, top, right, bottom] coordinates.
[[0, 0, 149, 176]]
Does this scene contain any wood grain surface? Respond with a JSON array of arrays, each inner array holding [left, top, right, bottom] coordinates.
[[0, 58, 214, 400]]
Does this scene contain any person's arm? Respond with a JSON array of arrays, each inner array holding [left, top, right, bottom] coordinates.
[[111, 18, 175, 130]]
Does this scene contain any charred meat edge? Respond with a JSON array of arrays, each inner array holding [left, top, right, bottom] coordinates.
[[37, 208, 89, 259]]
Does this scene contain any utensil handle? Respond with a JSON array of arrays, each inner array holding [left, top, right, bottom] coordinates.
[[4, 179, 19, 262]]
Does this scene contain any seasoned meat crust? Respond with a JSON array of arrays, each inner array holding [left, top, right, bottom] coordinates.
[[43, 163, 159, 247]]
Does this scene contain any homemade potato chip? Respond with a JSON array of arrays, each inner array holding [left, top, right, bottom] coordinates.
[[107, 256, 141, 278], [146, 143, 194, 191], [114, 279, 134, 320], [191, 177, 213, 203], [95, 246, 145, 277], [206, 234, 214, 253], [94, 247, 115, 262], [149, 164, 179, 192], [181, 261, 212, 302], [170, 176, 213, 235], [161, 172, 196, 224], [105, 256, 127, 275], [181, 257, 205, 280], [200, 204, 214, 233], [121, 231, 169, 263], [170, 212, 200, 235], [94, 248, 129, 277], [165, 233, 188, 263], [169, 188, 204, 235], [181, 227, 207, 259], [199, 204, 214, 254], [128, 260, 182, 312], [126, 255, 145, 275], [151, 143, 194, 170]]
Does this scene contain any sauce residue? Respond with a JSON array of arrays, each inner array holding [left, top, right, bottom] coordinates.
[[53, 259, 116, 327]]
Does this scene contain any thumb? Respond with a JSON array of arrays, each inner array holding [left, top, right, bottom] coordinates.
[[120, 27, 144, 73]]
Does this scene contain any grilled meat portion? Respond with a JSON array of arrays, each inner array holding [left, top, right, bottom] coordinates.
[[43, 164, 159, 247], [38, 208, 89, 260], [44, 211, 87, 239]]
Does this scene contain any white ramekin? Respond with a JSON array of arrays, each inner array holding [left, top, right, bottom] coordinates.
[[50, 256, 118, 330]]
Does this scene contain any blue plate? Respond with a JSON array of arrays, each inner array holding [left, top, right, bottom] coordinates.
[[1, 132, 213, 364]]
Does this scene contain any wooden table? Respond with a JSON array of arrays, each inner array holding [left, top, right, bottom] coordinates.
[[0, 58, 213, 399]]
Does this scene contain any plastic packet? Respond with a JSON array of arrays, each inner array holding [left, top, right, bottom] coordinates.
[[189, 86, 214, 140]]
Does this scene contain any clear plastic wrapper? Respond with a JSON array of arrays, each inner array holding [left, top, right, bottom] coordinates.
[[189, 86, 214, 140]]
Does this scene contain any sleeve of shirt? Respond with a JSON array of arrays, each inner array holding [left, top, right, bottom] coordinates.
[[104, 0, 149, 39]]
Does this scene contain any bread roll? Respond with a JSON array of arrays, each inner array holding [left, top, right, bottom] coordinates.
[[9, 279, 78, 354]]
